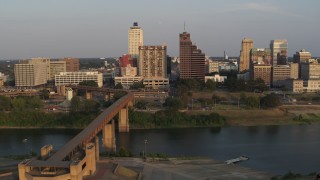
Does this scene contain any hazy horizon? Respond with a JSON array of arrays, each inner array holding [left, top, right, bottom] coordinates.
[[1, 0, 319, 59]]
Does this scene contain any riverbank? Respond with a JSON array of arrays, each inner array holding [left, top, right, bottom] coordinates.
[[1, 105, 319, 130]]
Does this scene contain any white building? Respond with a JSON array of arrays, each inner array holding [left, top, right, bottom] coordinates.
[[55, 71, 103, 87], [128, 22, 144, 57], [205, 75, 227, 83], [143, 78, 169, 89], [14, 58, 50, 88]]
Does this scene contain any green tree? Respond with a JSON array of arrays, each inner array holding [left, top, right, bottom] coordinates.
[[114, 83, 123, 89], [261, 93, 281, 108], [205, 79, 216, 90], [163, 97, 182, 110], [113, 91, 127, 101], [40, 89, 49, 100], [27, 97, 44, 109], [79, 80, 98, 87], [245, 96, 260, 109], [11, 98, 26, 111], [0, 96, 11, 111], [71, 96, 82, 112], [135, 100, 147, 109], [130, 81, 144, 90]]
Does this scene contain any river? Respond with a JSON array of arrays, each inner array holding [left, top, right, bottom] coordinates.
[[1, 124, 320, 175]]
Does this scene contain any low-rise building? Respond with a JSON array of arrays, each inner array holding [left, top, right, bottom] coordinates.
[[55, 71, 103, 87], [272, 63, 299, 87], [285, 79, 320, 93], [114, 76, 143, 89], [252, 65, 272, 86], [143, 78, 169, 89]]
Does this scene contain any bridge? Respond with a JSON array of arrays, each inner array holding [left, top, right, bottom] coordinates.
[[18, 88, 134, 180]]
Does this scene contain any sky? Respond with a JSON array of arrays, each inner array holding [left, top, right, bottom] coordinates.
[[0, 0, 320, 59]]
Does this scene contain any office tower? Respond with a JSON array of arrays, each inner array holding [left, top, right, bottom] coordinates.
[[61, 57, 80, 72], [138, 45, 167, 78], [250, 48, 272, 65], [250, 48, 272, 86], [128, 22, 144, 57], [50, 61, 66, 80], [179, 32, 205, 80], [14, 58, 50, 88], [293, 49, 312, 64], [239, 38, 254, 72], [55, 71, 103, 87], [270, 39, 288, 66]]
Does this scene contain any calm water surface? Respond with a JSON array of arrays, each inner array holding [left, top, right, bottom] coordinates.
[[1, 124, 320, 175]]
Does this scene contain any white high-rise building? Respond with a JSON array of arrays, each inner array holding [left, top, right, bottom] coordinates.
[[128, 22, 144, 57]]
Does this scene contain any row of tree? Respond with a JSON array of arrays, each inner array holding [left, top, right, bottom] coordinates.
[[0, 96, 43, 111]]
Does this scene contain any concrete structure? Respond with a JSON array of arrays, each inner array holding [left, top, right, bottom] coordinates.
[[205, 75, 227, 83], [293, 49, 312, 64], [114, 76, 143, 89], [138, 45, 167, 78], [143, 78, 169, 89], [55, 71, 103, 87], [119, 54, 133, 68], [61, 57, 80, 72], [179, 31, 205, 80], [272, 63, 299, 87], [270, 39, 288, 66], [301, 60, 320, 80], [128, 22, 144, 57], [0, 72, 8, 87], [207, 59, 219, 74], [18, 91, 134, 179], [285, 79, 320, 93], [239, 38, 254, 72], [50, 60, 66, 79], [14, 58, 50, 88], [252, 65, 272, 86], [219, 61, 238, 72]]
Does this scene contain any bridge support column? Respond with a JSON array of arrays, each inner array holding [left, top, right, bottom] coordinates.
[[103, 120, 116, 153], [85, 143, 96, 176], [85, 91, 93, 100], [95, 136, 99, 161], [119, 106, 129, 132]]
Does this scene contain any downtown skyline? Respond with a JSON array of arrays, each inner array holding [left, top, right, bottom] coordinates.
[[1, 0, 320, 59]]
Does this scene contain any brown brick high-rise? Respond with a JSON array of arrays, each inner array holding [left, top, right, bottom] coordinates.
[[179, 32, 205, 80]]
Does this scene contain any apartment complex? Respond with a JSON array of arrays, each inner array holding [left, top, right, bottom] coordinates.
[[138, 45, 167, 78], [55, 71, 103, 87], [239, 38, 254, 72], [128, 22, 144, 57], [14, 58, 50, 88], [179, 32, 205, 80]]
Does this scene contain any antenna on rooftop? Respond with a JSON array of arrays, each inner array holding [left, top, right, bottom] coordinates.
[[184, 21, 186, 32]]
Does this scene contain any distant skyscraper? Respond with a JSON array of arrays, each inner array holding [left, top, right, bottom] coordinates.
[[250, 48, 272, 86], [239, 38, 254, 72], [270, 39, 288, 66], [179, 32, 205, 80], [128, 22, 144, 57]]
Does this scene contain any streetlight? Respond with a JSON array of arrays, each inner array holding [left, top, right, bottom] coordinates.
[[144, 139, 148, 158]]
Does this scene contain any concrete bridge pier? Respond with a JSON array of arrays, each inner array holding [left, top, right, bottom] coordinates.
[[118, 106, 129, 132], [103, 120, 116, 153], [95, 136, 99, 161]]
